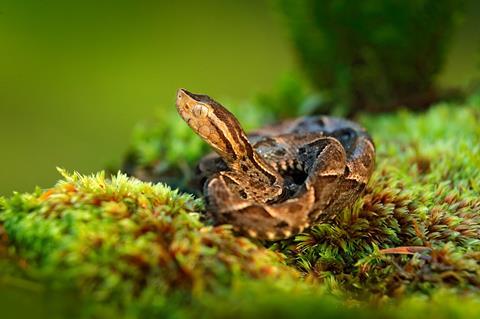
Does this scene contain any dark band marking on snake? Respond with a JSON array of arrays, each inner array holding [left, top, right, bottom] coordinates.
[[176, 88, 375, 240]]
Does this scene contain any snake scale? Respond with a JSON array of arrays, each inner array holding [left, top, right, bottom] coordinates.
[[176, 89, 375, 240]]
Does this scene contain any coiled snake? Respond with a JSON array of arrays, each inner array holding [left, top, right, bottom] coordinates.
[[176, 89, 375, 240]]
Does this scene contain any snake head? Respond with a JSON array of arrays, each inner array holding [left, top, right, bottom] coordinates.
[[176, 88, 212, 125], [176, 88, 220, 141], [176, 88, 246, 161]]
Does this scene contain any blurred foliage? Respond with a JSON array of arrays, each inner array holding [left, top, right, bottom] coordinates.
[[1, 1, 480, 195], [0, 0, 294, 195], [277, 0, 465, 114], [193, 288, 480, 319]]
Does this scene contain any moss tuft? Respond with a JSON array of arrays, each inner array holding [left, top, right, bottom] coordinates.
[[277, 98, 480, 298], [0, 169, 298, 313]]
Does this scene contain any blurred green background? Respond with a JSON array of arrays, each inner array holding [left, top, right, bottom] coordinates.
[[0, 0, 479, 195]]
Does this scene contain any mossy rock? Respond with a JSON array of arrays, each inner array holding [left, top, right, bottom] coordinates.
[[1, 94, 479, 318]]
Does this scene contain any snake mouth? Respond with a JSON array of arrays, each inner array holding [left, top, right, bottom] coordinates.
[[176, 88, 188, 102], [176, 89, 195, 125], [175, 89, 188, 112]]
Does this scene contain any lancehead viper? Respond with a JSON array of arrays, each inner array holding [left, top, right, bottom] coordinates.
[[176, 89, 375, 240]]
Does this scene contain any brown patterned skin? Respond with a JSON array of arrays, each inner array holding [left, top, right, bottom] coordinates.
[[176, 89, 375, 240]]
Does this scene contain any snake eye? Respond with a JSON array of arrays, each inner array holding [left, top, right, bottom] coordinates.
[[192, 104, 209, 118]]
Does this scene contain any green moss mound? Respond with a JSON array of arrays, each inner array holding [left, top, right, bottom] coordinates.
[[0, 170, 298, 317], [277, 97, 480, 299], [1, 95, 480, 318]]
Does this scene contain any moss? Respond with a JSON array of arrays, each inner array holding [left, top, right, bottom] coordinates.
[[192, 287, 480, 319], [0, 169, 298, 317], [276, 97, 480, 298]]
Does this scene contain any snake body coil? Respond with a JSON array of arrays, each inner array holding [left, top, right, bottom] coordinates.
[[176, 89, 375, 240]]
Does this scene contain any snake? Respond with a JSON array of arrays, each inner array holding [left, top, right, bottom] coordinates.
[[176, 89, 375, 240]]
